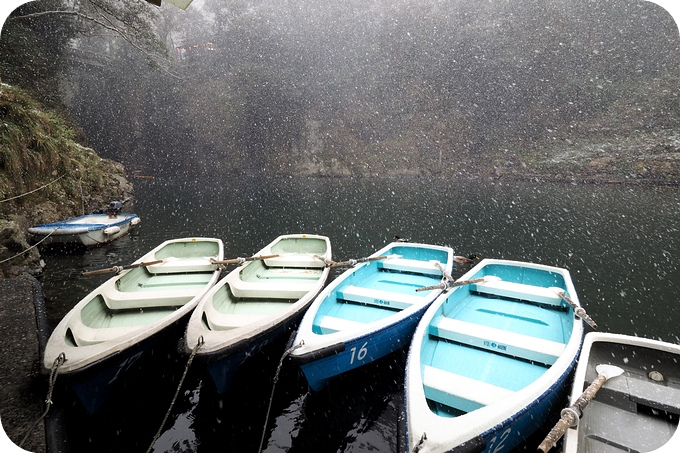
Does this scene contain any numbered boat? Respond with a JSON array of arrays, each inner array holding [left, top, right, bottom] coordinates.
[[185, 234, 332, 393], [404, 259, 586, 453], [289, 241, 454, 391], [43, 237, 223, 413], [560, 332, 680, 453], [28, 201, 140, 247]]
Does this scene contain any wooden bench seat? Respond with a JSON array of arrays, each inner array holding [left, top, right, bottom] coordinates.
[[146, 257, 218, 274], [423, 365, 514, 412], [378, 258, 443, 276], [338, 285, 426, 310], [470, 280, 565, 307], [430, 317, 565, 366], [317, 315, 365, 334]]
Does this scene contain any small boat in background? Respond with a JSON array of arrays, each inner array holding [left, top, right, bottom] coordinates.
[[28, 200, 140, 247], [185, 233, 332, 393], [289, 241, 454, 392], [43, 237, 223, 413], [404, 258, 586, 453], [559, 332, 680, 453]]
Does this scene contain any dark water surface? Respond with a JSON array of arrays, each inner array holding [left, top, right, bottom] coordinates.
[[39, 176, 680, 452]]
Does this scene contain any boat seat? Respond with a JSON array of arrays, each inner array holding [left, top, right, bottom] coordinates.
[[470, 280, 565, 308], [145, 257, 218, 274], [203, 307, 270, 331], [317, 315, 365, 334], [338, 285, 426, 310], [423, 365, 514, 413], [264, 254, 328, 269], [228, 273, 317, 299], [104, 287, 200, 310], [378, 258, 443, 277], [431, 317, 565, 366], [598, 373, 680, 415], [68, 323, 141, 346]]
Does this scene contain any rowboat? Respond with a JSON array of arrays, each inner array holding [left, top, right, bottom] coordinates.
[[558, 332, 680, 453], [43, 237, 223, 413], [185, 234, 332, 393], [404, 258, 586, 453], [289, 241, 454, 392], [28, 201, 140, 247]]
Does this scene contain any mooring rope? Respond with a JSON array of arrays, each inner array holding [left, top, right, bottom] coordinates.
[[258, 340, 304, 453], [0, 174, 65, 203], [0, 227, 59, 265], [146, 336, 204, 453], [19, 353, 66, 448]]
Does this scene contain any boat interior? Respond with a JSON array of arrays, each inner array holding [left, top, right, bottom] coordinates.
[[420, 265, 574, 417]]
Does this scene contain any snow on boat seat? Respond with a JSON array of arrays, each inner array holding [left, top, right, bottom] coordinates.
[[378, 258, 443, 276], [145, 257, 218, 274], [317, 315, 365, 334], [430, 317, 565, 366], [338, 285, 426, 310], [264, 254, 327, 268], [68, 323, 141, 346], [104, 287, 200, 310], [470, 280, 565, 307], [228, 273, 318, 299], [598, 373, 680, 415], [203, 307, 270, 331], [423, 365, 514, 412]]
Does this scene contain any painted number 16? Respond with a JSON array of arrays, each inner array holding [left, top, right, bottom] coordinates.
[[350, 342, 368, 364]]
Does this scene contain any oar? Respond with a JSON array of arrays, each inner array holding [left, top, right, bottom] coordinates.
[[82, 259, 164, 276], [328, 255, 389, 268], [550, 288, 597, 329], [537, 364, 624, 452], [416, 277, 489, 292], [210, 254, 279, 265]]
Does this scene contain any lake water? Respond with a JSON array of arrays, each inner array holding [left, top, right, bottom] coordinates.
[[38, 175, 680, 452]]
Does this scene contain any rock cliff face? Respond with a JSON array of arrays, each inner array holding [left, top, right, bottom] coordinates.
[[0, 83, 133, 277]]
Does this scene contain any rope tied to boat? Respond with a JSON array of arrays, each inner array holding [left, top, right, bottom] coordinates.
[[146, 336, 204, 453], [258, 340, 304, 453], [19, 352, 66, 448]]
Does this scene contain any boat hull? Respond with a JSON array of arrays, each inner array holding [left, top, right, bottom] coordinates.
[[562, 332, 680, 453], [28, 213, 141, 247], [43, 237, 223, 413], [405, 259, 585, 453], [186, 234, 332, 393], [290, 241, 454, 391]]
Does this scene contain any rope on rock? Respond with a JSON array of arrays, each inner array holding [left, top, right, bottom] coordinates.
[[146, 336, 204, 453], [0, 174, 65, 203], [258, 340, 304, 453], [19, 353, 66, 448], [0, 227, 59, 265]]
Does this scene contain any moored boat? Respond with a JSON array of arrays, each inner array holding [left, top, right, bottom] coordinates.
[[185, 233, 332, 393], [557, 332, 680, 453], [289, 241, 454, 392], [43, 237, 223, 413], [28, 201, 140, 247], [404, 258, 586, 453]]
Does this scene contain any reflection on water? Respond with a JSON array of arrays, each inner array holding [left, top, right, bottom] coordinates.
[[39, 176, 680, 452]]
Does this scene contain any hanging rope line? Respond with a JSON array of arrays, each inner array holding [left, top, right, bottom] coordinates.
[[0, 174, 65, 203], [146, 336, 204, 453], [0, 227, 59, 265], [19, 353, 66, 448], [258, 340, 304, 453]]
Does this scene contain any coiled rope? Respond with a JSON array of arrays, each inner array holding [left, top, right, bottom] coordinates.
[[258, 340, 304, 453], [146, 336, 204, 453], [20, 353, 66, 448]]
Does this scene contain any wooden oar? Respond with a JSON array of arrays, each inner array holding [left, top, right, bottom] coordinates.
[[550, 288, 597, 329], [537, 364, 624, 452], [210, 254, 279, 265], [416, 277, 488, 292], [328, 255, 389, 268], [82, 259, 164, 276]]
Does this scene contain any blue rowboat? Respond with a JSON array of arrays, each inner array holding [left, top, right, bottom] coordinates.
[[289, 241, 454, 392], [43, 237, 223, 413], [28, 205, 140, 247], [185, 234, 332, 393], [404, 258, 586, 453]]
